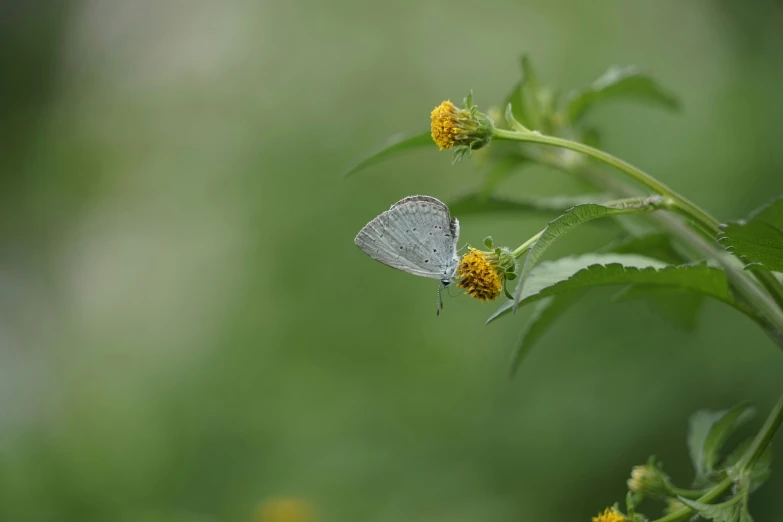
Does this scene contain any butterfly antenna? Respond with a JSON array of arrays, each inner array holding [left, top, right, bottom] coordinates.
[[436, 283, 444, 316]]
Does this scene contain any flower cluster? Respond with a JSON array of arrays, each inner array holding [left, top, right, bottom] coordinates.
[[430, 99, 494, 152], [457, 248, 503, 301]]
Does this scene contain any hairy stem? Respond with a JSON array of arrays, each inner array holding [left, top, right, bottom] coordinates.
[[493, 129, 718, 233], [652, 477, 733, 522], [511, 231, 541, 258], [738, 392, 783, 473]]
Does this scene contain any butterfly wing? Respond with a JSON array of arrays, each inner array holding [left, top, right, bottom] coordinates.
[[355, 196, 460, 280]]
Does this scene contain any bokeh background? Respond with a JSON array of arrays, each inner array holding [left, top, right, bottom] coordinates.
[[2, 1, 783, 521]]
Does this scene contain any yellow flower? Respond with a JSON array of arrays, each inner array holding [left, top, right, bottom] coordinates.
[[430, 99, 494, 152], [258, 498, 314, 522], [430, 100, 461, 150], [457, 248, 502, 301], [592, 507, 627, 522]]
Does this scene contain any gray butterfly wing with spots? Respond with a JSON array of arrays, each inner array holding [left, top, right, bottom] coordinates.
[[354, 195, 460, 281]]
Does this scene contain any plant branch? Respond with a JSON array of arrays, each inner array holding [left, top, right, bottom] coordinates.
[[653, 392, 783, 522], [492, 128, 783, 347], [492, 129, 719, 234], [737, 392, 783, 473], [652, 477, 733, 522]]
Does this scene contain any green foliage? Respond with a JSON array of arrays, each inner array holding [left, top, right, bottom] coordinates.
[[687, 404, 756, 485], [345, 51, 783, 522], [606, 234, 706, 330], [625, 491, 643, 521], [514, 198, 665, 306], [612, 286, 704, 330], [565, 65, 681, 123], [488, 254, 742, 324], [741, 505, 756, 522], [507, 232, 698, 376], [722, 438, 773, 492], [344, 131, 432, 177], [719, 196, 783, 271], [677, 496, 743, 522], [504, 55, 548, 132], [621, 400, 773, 522]]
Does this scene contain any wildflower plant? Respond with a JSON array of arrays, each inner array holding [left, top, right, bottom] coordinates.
[[346, 55, 783, 521]]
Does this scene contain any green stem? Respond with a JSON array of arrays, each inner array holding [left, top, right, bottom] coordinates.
[[652, 477, 733, 522], [492, 129, 719, 234], [511, 231, 541, 258], [738, 392, 783, 473], [492, 127, 783, 342], [753, 270, 783, 315]]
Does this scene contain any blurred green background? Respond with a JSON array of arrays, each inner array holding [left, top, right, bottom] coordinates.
[[2, 1, 783, 521]]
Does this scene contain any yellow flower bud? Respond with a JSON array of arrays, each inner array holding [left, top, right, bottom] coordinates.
[[430, 99, 494, 153], [457, 248, 503, 301]]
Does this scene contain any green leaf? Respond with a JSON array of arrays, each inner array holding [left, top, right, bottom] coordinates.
[[721, 438, 772, 491], [603, 233, 687, 265], [626, 490, 642, 518], [688, 404, 755, 484], [343, 131, 432, 178], [612, 286, 704, 331], [465, 89, 474, 108], [508, 291, 584, 378], [722, 438, 772, 474], [503, 54, 543, 130], [514, 198, 665, 308], [719, 196, 783, 271], [504, 103, 528, 133], [488, 254, 742, 324], [566, 65, 681, 122], [739, 504, 755, 522], [448, 192, 612, 216], [607, 231, 706, 330], [484, 236, 494, 249], [677, 496, 741, 522]]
